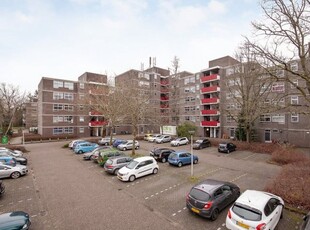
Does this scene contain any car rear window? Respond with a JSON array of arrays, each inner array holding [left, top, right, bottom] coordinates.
[[106, 159, 113, 165], [189, 188, 210, 201], [232, 204, 262, 221]]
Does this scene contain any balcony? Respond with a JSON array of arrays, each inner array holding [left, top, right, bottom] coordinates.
[[201, 109, 220, 115], [160, 80, 169, 85], [160, 88, 169, 93], [160, 104, 169, 109], [89, 111, 103, 116], [201, 98, 219, 104], [201, 86, 220, 94], [201, 74, 220, 83], [89, 121, 108, 127], [201, 120, 220, 127], [160, 97, 169, 101]]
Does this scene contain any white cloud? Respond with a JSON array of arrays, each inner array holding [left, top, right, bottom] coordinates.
[[207, 0, 227, 14]]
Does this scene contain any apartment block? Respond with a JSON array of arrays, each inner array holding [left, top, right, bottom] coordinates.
[[23, 100, 38, 129]]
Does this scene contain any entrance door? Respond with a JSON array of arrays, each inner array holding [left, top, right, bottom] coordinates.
[[265, 129, 271, 142]]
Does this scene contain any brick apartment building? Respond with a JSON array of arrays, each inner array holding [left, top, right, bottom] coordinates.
[[31, 56, 309, 147], [37, 72, 108, 137]]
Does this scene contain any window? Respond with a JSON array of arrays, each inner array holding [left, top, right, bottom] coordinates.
[[290, 62, 298, 71], [53, 92, 63, 100], [53, 128, 63, 135], [53, 80, 63, 88], [291, 80, 298, 89], [291, 113, 299, 122], [79, 94, 85, 100], [226, 67, 234, 76], [79, 105, 84, 111], [226, 104, 235, 110], [272, 82, 285, 92], [53, 104, 63, 111], [276, 69, 284, 78], [64, 105, 73, 111], [226, 92, 233, 99], [64, 93, 73, 100], [79, 127, 84, 133], [79, 83, 84, 89], [64, 116, 73, 122], [64, 127, 74, 134], [53, 116, 63, 123], [227, 115, 234, 123], [64, 82, 74, 90], [260, 114, 271, 122], [196, 84, 199, 91], [184, 87, 190, 93], [291, 96, 299, 105], [184, 78, 190, 85], [79, 116, 84, 122], [272, 114, 285, 123]]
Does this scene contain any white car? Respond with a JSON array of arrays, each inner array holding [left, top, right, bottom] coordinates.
[[170, 137, 189, 146], [68, 139, 84, 149], [117, 140, 140, 151], [117, 156, 159, 182], [226, 190, 284, 230], [148, 134, 161, 142], [0, 147, 23, 157], [0, 164, 28, 179]]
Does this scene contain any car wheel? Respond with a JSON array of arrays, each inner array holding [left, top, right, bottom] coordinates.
[[129, 175, 135, 182], [114, 168, 119, 175], [161, 158, 166, 163], [177, 143, 179, 146], [105, 143, 108, 146], [153, 168, 158, 174], [211, 208, 219, 221], [123, 147, 127, 151], [178, 162, 183, 167], [135, 146, 139, 149], [11, 171, 21, 179], [78, 150, 83, 154], [227, 150, 230, 154], [194, 159, 198, 164], [280, 208, 283, 219]]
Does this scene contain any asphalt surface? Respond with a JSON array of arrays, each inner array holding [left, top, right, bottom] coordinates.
[[0, 139, 304, 230]]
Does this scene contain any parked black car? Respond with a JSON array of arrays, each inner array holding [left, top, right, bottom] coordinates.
[[150, 148, 175, 163], [186, 179, 240, 221], [218, 142, 236, 153], [0, 180, 5, 195], [0, 151, 27, 165], [0, 211, 31, 229], [193, 139, 211, 150]]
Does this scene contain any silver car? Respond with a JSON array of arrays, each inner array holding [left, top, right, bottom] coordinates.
[[104, 156, 133, 175], [0, 148, 23, 157], [155, 135, 172, 144], [0, 164, 28, 179], [117, 140, 140, 151], [148, 134, 162, 142], [170, 137, 189, 146]]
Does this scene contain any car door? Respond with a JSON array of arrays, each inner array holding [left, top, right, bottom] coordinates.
[[181, 153, 191, 165], [222, 185, 235, 205], [0, 165, 11, 178], [264, 198, 282, 229], [213, 188, 227, 211]]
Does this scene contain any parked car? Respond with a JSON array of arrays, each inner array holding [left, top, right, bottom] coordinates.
[[98, 136, 115, 146], [0, 164, 28, 179], [69, 139, 85, 149], [150, 148, 175, 163], [0, 147, 23, 157], [170, 137, 189, 147], [155, 135, 172, 144], [300, 212, 310, 230], [117, 140, 140, 151], [112, 139, 127, 148], [218, 142, 236, 153], [186, 179, 240, 221], [148, 134, 161, 142], [144, 134, 153, 141], [0, 151, 27, 165], [91, 148, 119, 163], [74, 142, 99, 154], [104, 156, 133, 175], [83, 146, 111, 160], [0, 211, 31, 230], [226, 190, 284, 230], [117, 156, 159, 182], [0, 156, 17, 167], [97, 149, 125, 166], [168, 151, 199, 167], [0, 180, 5, 195], [193, 139, 211, 150]]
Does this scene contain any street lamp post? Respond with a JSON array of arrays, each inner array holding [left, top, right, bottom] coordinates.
[[189, 130, 195, 177]]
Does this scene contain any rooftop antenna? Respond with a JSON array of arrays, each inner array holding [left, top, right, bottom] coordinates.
[[141, 63, 144, 71], [149, 57, 152, 68], [153, 57, 156, 67]]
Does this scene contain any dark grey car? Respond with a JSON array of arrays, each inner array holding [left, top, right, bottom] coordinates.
[[186, 179, 240, 221], [104, 156, 132, 175]]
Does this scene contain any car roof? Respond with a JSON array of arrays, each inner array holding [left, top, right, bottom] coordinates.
[[133, 156, 154, 162], [236, 190, 276, 210], [193, 179, 226, 193], [109, 156, 132, 160], [174, 151, 190, 155]]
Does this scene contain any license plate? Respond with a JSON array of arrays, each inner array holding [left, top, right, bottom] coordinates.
[[237, 221, 249, 229], [191, 207, 200, 214]]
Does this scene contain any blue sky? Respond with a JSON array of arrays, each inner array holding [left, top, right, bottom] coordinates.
[[0, 0, 260, 93]]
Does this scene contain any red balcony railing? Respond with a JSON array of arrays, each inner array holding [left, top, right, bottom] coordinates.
[[160, 88, 169, 93], [160, 97, 169, 101], [201, 121, 220, 127], [201, 109, 219, 115], [201, 74, 219, 83], [89, 110, 103, 116], [201, 86, 220, 93], [89, 121, 108, 126], [160, 104, 169, 108], [201, 98, 219, 104], [160, 80, 169, 85]]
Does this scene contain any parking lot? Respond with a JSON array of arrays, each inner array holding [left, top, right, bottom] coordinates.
[[0, 139, 304, 229]]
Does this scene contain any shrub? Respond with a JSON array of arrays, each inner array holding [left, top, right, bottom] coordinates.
[[271, 145, 308, 165], [265, 160, 310, 210], [62, 143, 69, 148]]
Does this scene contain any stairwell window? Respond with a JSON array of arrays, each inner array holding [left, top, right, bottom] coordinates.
[[291, 113, 299, 122], [291, 96, 299, 105]]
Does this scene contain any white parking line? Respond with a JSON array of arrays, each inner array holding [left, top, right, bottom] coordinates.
[[230, 173, 248, 183], [240, 153, 256, 160]]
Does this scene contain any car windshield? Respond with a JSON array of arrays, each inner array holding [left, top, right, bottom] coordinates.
[[126, 160, 139, 169], [219, 143, 227, 147], [232, 204, 262, 221], [195, 140, 203, 143], [190, 188, 210, 201]]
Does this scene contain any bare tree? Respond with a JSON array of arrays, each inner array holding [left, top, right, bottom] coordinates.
[[0, 83, 26, 135], [246, 0, 310, 107], [170, 56, 181, 125], [225, 43, 287, 142]]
